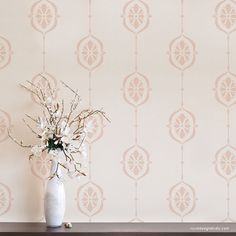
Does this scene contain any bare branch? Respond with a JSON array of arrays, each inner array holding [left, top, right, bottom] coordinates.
[[25, 114, 39, 124], [8, 130, 32, 148], [22, 119, 41, 138], [60, 80, 81, 100]]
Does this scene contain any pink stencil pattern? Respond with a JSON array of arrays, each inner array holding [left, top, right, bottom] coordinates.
[[215, 0, 236, 34], [31, 72, 57, 104], [0, 109, 11, 143], [168, 108, 196, 144], [76, 35, 104, 72], [123, 72, 150, 107], [215, 72, 236, 107], [121, 0, 150, 221], [169, 35, 196, 71], [30, 152, 51, 180], [0, 36, 12, 70], [169, 182, 196, 218], [215, 145, 236, 180], [0, 183, 11, 216], [214, 0, 236, 221], [77, 182, 104, 217], [30, 0, 58, 34], [122, 145, 150, 180], [84, 113, 105, 144], [122, 0, 150, 34]]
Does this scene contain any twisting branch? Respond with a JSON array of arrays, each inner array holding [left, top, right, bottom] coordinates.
[[8, 130, 32, 148]]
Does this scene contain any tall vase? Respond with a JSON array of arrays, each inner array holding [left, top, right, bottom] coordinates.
[[44, 152, 65, 227]]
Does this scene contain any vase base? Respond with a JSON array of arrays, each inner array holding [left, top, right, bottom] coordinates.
[[46, 224, 62, 228]]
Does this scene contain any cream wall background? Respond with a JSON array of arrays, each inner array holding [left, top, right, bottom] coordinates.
[[0, 0, 236, 222]]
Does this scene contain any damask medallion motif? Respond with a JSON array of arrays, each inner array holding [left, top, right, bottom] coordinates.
[[122, 145, 150, 180], [215, 0, 236, 34], [169, 182, 196, 218], [30, 152, 51, 180], [30, 0, 58, 34], [0, 110, 11, 143], [169, 35, 196, 71], [76, 35, 104, 71], [168, 108, 196, 144], [123, 72, 150, 107], [77, 182, 104, 217], [0, 36, 12, 70], [215, 145, 236, 180], [215, 72, 236, 107], [122, 0, 150, 33], [0, 183, 11, 216], [31, 72, 57, 104]]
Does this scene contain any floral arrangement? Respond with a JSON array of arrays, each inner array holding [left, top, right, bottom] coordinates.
[[9, 75, 108, 179]]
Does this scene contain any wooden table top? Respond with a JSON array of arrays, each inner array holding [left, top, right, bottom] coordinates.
[[0, 223, 235, 235]]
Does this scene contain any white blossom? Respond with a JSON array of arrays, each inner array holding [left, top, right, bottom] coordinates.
[[84, 120, 93, 134], [60, 120, 67, 130], [38, 117, 46, 130], [31, 145, 45, 157], [49, 149, 60, 157], [41, 130, 53, 141], [61, 134, 73, 145], [80, 142, 88, 159], [62, 126, 70, 136], [53, 110, 60, 119], [45, 97, 53, 106], [68, 171, 75, 179]]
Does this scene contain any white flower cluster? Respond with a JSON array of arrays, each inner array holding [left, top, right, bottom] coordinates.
[[29, 96, 89, 179], [10, 78, 107, 180]]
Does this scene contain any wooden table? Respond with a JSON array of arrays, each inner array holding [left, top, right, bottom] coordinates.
[[0, 223, 236, 235]]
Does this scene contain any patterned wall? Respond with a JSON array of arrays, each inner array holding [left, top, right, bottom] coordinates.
[[0, 0, 236, 222]]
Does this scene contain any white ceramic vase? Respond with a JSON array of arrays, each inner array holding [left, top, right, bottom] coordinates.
[[44, 152, 65, 227]]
